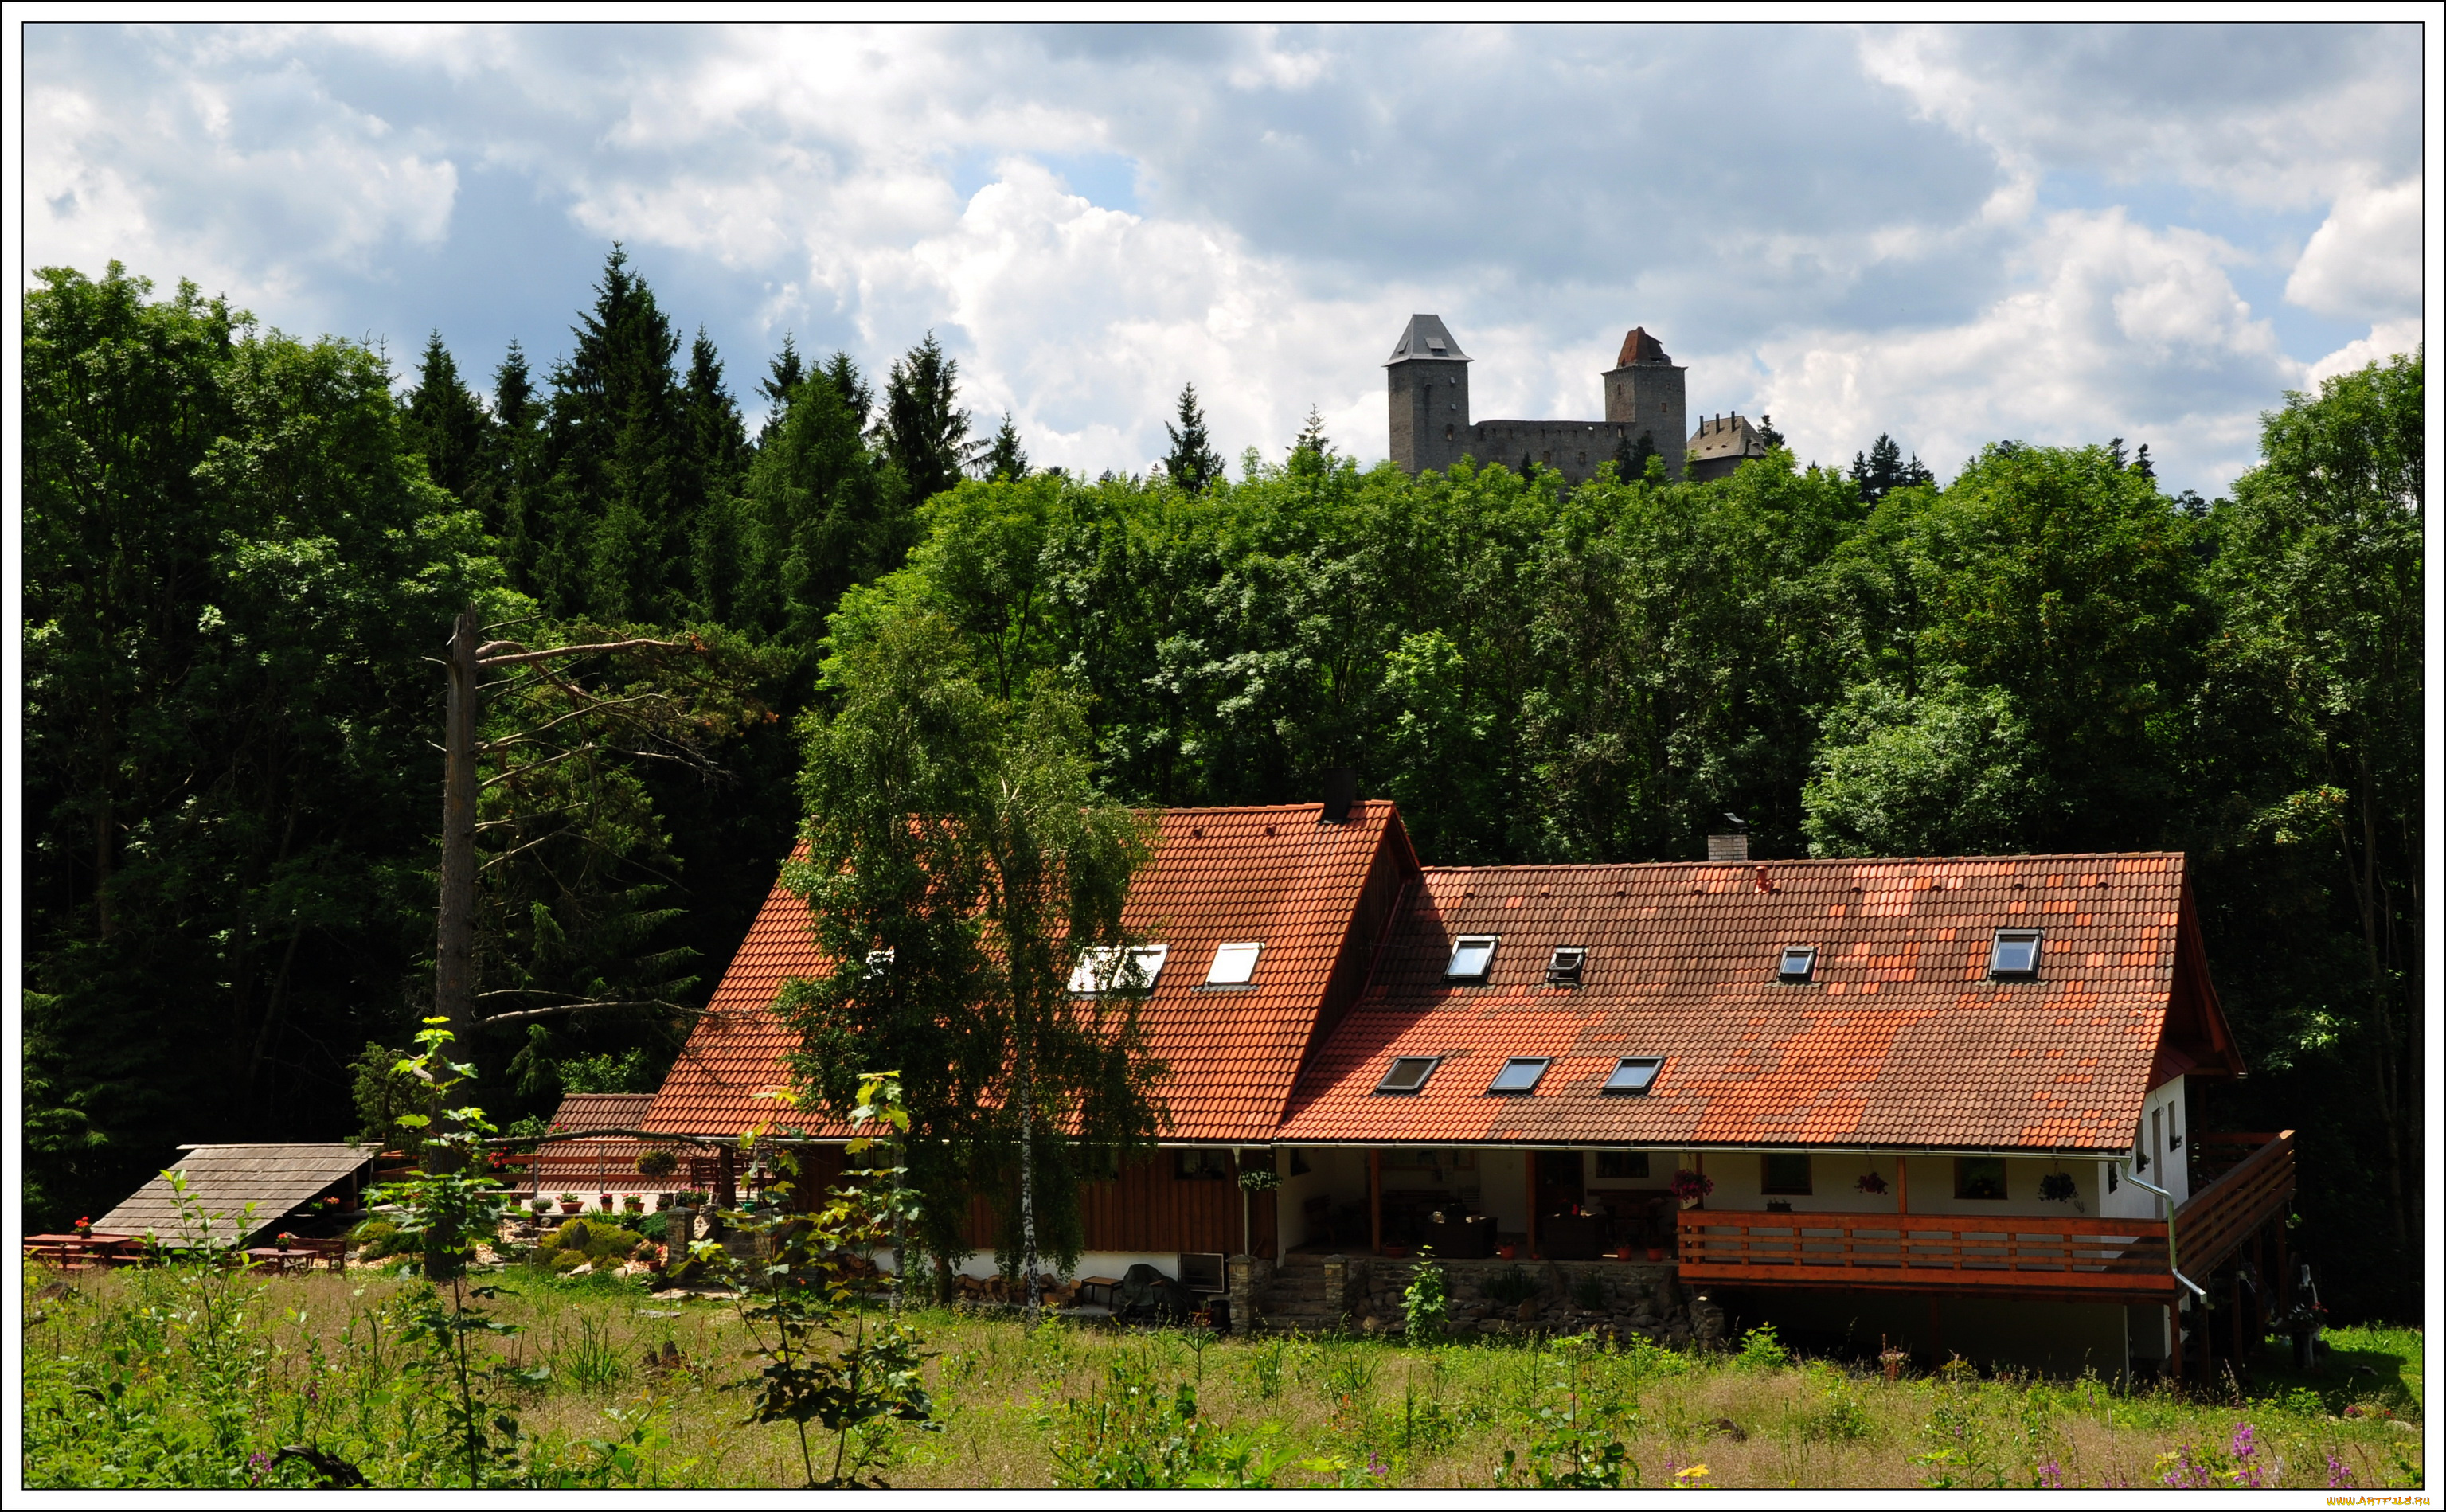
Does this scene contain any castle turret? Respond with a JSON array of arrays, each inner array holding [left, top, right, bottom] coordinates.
[[1386, 314, 1471, 474], [1602, 327, 1687, 480]]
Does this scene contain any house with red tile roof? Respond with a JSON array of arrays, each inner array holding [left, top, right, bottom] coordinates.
[[640, 801, 2292, 1379]]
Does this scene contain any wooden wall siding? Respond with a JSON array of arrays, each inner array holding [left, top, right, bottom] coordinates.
[[960, 1156, 1280, 1258]]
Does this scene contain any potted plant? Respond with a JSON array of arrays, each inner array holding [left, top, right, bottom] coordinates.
[[1855, 1170, 1889, 1197], [531, 1197, 551, 1218], [558, 1193, 584, 1214], [623, 1194, 644, 1214], [72, 1215, 92, 1239], [275, 1231, 295, 1252], [1670, 1168, 1714, 1211], [636, 1147, 679, 1180], [599, 1191, 615, 1212], [1496, 1241, 1518, 1260], [1647, 1244, 1666, 1263]]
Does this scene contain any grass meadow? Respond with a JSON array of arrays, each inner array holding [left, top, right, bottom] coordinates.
[[21, 1260, 2424, 1490]]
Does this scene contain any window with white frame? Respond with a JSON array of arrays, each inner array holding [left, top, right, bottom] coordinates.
[[1069, 944, 1170, 995]]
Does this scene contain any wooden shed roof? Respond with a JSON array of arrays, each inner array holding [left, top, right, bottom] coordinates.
[[92, 1143, 377, 1247]]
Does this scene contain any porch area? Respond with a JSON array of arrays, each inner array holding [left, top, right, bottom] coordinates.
[[1673, 1130, 2295, 1305]]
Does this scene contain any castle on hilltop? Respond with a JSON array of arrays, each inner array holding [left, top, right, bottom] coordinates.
[[1385, 316, 1768, 485]]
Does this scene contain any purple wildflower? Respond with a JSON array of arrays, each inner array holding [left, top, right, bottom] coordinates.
[[2327, 1451, 2356, 1489], [245, 1450, 273, 1484], [1367, 1449, 1388, 1479], [2160, 1446, 2214, 1490], [2036, 1459, 2064, 1489], [2229, 1422, 2267, 1487]]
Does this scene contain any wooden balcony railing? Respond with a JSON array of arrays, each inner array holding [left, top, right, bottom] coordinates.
[[1676, 1210, 2173, 1299], [1677, 1130, 2298, 1302], [2174, 1131, 2296, 1278]]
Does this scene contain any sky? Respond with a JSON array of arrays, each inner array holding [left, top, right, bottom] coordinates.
[[21, 21, 2433, 500]]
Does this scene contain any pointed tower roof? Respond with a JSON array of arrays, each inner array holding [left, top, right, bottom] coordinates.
[[1386, 314, 1469, 365], [1613, 326, 1674, 367]]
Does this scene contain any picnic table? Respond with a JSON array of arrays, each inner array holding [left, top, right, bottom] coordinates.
[[24, 1233, 137, 1270], [1075, 1275, 1124, 1309]]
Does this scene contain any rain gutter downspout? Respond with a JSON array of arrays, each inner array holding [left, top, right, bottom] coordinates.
[[2120, 1161, 2206, 1299]]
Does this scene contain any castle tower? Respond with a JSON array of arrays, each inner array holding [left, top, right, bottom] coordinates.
[[1602, 327, 1687, 480], [1385, 314, 1471, 474]]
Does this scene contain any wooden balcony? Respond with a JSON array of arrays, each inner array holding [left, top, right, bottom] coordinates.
[[1676, 1131, 2296, 1304]]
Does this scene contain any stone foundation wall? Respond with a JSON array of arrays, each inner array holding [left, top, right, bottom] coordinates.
[[1311, 1256, 1725, 1346]]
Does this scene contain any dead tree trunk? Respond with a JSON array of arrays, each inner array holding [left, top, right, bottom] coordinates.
[[436, 604, 483, 1047]]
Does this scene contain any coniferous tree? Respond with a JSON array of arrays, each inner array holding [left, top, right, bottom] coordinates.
[[1161, 382, 1222, 494], [401, 331, 490, 502], [681, 328, 751, 622], [1851, 432, 1904, 502], [824, 350, 873, 432], [982, 412, 1029, 483], [759, 333, 805, 447], [541, 245, 684, 623], [1619, 429, 1659, 477], [1756, 413, 1784, 449], [472, 341, 544, 586], [877, 332, 971, 507]]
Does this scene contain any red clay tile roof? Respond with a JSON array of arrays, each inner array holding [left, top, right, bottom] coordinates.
[[533, 1092, 656, 1191], [1276, 853, 2233, 1155], [1615, 326, 1671, 367], [643, 801, 1414, 1143]]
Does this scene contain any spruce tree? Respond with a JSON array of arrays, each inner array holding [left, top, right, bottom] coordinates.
[[1161, 382, 1222, 494], [1623, 429, 1659, 477], [471, 340, 545, 584], [1756, 413, 1784, 449], [759, 333, 805, 447], [540, 244, 685, 623], [824, 350, 873, 432], [1851, 432, 1904, 502], [401, 331, 489, 502], [982, 412, 1029, 483], [877, 332, 971, 507], [681, 328, 751, 622]]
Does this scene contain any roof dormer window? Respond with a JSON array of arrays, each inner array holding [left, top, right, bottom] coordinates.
[[1446, 936, 1498, 981], [1546, 947, 1587, 986], [1205, 941, 1261, 986], [1486, 1057, 1550, 1095], [1603, 1057, 1664, 1095], [1375, 1056, 1440, 1094], [1778, 947, 1816, 983], [1988, 930, 2042, 979], [1069, 944, 1170, 995]]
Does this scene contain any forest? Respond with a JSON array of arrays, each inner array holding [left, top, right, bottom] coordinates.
[[21, 249, 2422, 1317]]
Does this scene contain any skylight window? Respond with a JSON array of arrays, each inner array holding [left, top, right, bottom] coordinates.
[[1205, 941, 1262, 986], [1375, 1056, 1439, 1094], [1778, 946, 1816, 983], [1546, 947, 1587, 986], [1602, 1057, 1663, 1096], [1069, 944, 1170, 995], [1988, 930, 2042, 979], [1446, 936, 1498, 980], [1486, 1057, 1550, 1095]]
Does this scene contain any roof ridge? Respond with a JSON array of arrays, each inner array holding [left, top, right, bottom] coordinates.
[[1420, 851, 2185, 874]]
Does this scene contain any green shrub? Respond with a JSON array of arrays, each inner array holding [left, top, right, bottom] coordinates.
[[1736, 1323, 1791, 1372], [533, 1217, 639, 1270], [350, 1219, 408, 1259]]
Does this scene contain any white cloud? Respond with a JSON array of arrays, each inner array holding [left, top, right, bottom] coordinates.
[[1854, 22, 2421, 210], [2303, 318, 2423, 393], [2285, 177, 2422, 322], [1754, 209, 2292, 492], [19, 21, 2421, 501]]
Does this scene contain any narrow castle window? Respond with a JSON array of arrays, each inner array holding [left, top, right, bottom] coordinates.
[[1444, 424, 1454, 442]]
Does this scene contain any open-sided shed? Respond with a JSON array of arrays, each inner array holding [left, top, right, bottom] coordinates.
[[92, 1143, 379, 1248]]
